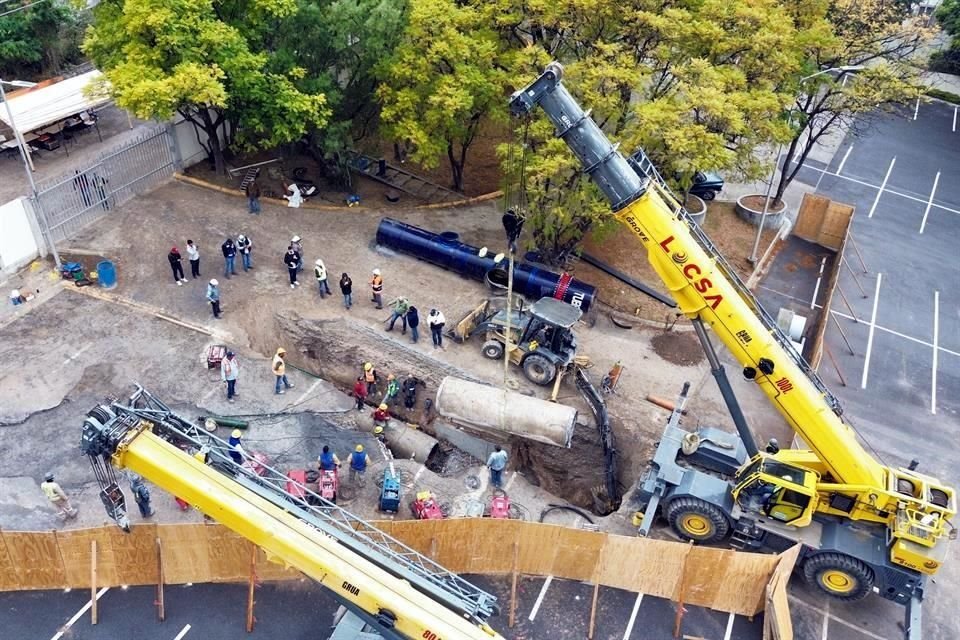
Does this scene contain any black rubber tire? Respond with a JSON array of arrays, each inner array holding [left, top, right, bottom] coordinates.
[[665, 497, 730, 543], [522, 353, 557, 385], [802, 553, 874, 601], [701, 190, 716, 201], [481, 339, 504, 360]]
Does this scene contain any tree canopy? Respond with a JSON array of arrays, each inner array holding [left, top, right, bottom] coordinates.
[[84, 0, 329, 175], [0, 2, 87, 80]]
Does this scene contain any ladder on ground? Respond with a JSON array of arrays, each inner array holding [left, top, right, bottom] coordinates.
[[346, 151, 463, 203], [627, 149, 843, 416], [239, 167, 259, 193]]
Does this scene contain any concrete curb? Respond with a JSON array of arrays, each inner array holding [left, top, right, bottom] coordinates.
[[173, 172, 503, 211]]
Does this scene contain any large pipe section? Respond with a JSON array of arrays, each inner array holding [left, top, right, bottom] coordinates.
[[376, 218, 597, 313], [435, 377, 577, 448], [356, 417, 439, 463]]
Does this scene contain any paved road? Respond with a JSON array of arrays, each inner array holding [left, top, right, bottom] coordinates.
[[780, 98, 960, 640]]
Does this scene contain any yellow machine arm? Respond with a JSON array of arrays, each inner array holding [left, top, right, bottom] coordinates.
[[509, 63, 955, 558], [80, 391, 502, 640]]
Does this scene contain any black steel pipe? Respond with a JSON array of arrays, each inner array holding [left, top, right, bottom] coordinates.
[[375, 218, 597, 313]]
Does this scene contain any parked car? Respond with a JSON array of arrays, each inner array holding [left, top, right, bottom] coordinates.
[[688, 171, 724, 200]]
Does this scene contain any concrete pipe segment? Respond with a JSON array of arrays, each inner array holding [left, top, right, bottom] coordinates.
[[357, 417, 439, 463], [435, 376, 577, 448]]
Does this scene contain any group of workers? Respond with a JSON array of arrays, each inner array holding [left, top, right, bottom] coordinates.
[[318, 444, 372, 487]]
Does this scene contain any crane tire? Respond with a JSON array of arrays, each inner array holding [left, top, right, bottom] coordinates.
[[481, 340, 504, 360], [802, 553, 874, 601], [522, 353, 557, 386], [665, 497, 729, 543]]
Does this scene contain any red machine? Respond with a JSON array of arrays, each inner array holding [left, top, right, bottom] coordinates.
[[285, 469, 309, 500], [489, 492, 511, 519], [318, 469, 339, 503], [242, 451, 269, 477], [411, 491, 444, 520]]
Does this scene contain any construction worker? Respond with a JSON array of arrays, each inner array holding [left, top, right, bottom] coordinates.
[[41, 472, 78, 520], [237, 234, 253, 271], [221, 237, 237, 278], [486, 445, 508, 489], [206, 279, 221, 318], [228, 429, 245, 464], [373, 425, 386, 443], [284, 246, 300, 288], [428, 308, 446, 349], [318, 445, 341, 471], [349, 445, 371, 487], [363, 362, 379, 397], [385, 296, 409, 333], [273, 348, 295, 394], [401, 374, 426, 409], [128, 472, 155, 518], [353, 376, 368, 411], [221, 350, 239, 402], [370, 268, 383, 309], [314, 258, 332, 298], [373, 403, 390, 429], [291, 235, 304, 272], [383, 373, 400, 405]]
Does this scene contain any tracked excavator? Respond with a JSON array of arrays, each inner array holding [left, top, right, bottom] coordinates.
[[510, 63, 955, 637], [80, 386, 502, 640]]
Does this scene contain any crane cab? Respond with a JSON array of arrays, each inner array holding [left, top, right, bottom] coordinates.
[[732, 457, 819, 528]]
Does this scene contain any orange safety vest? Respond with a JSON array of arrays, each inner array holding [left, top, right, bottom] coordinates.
[[370, 275, 383, 293]]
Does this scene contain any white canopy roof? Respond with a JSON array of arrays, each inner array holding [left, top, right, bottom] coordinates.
[[0, 70, 112, 136]]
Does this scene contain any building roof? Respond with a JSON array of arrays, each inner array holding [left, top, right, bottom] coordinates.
[[0, 71, 112, 136]]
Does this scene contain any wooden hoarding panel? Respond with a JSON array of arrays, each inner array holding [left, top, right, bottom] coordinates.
[[108, 523, 158, 585], [3, 531, 66, 589], [56, 528, 119, 588], [158, 524, 212, 584]]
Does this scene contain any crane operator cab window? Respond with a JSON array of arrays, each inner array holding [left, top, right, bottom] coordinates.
[[734, 458, 818, 527]]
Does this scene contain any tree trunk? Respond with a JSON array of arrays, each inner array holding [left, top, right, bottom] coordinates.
[[200, 110, 226, 176], [447, 142, 465, 192]]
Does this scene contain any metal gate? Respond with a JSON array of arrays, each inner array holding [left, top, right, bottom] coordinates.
[[31, 125, 176, 243]]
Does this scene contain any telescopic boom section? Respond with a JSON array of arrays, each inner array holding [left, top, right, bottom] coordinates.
[[509, 63, 884, 488], [81, 404, 501, 640]]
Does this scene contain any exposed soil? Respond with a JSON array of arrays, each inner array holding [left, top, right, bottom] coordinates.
[[577, 201, 778, 320], [739, 195, 786, 211], [650, 331, 706, 367]]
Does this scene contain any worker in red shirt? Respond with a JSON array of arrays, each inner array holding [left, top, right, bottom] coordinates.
[[352, 376, 367, 411], [373, 403, 390, 429]]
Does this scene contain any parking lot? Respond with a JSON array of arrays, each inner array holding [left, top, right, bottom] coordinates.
[[777, 98, 960, 640]]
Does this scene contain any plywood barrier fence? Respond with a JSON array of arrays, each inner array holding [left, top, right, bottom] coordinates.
[[0, 520, 785, 617], [763, 545, 802, 640]]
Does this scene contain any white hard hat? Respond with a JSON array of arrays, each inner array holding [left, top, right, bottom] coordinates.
[[291, 235, 301, 243], [373, 268, 381, 275], [238, 234, 245, 241], [210, 278, 219, 286], [315, 258, 323, 265]]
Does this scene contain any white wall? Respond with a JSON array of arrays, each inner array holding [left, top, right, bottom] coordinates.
[[171, 112, 227, 169], [0, 197, 44, 275]]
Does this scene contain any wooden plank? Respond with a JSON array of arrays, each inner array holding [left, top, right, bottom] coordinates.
[[90, 539, 98, 625], [0, 531, 18, 590], [598, 535, 687, 598], [708, 549, 779, 616], [793, 193, 829, 243], [548, 527, 604, 582], [246, 542, 256, 632], [205, 525, 249, 582], [55, 528, 118, 588], [108, 523, 158, 585], [156, 537, 165, 621], [158, 524, 212, 584], [3, 531, 66, 589], [508, 541, 519, 628]]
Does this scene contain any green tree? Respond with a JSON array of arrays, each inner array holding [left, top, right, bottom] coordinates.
[[0, 3, 88, 79], [377, 0, 507, 192], [491, 0, 799, 264], [773, 0, 933, 202], [84, 0, 329, 175], [931, 0, 960, 74]]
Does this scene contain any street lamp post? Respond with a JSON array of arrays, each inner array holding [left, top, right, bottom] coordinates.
[[1, 79, 61, 269], [747, 65, 865, 265]]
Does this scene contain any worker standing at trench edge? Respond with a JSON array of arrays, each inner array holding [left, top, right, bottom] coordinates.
[[41, 472, 78, 520], [349, 445, 371, 487], [487, 445, 508, 489], [221, 350, 239, 402], [272, 347, 295, 394]]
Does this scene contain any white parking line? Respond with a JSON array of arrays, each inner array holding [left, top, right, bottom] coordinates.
[[789, 595, 890, 640], [837, 145, 854, 175], [821, 601, 830, 640], [50, 587, 110, 640], [622, 593, 644, 640], [868, 158, 896, 218], [173, 624, 192, 640], [933, 291, 940, 415], [954, 106, 958, 132], [528, 575, 553, 621], [860, 273, 883, 389], [914, 97, 920, 120], [723, 611, 736, 640], [919, 171, 941, 234]]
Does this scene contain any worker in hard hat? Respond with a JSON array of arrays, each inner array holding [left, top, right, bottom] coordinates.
[[318, 445, 341, 471], [228, 429, 245, 464], [369, 268, 383, 309], [349, 444, 371, 487], [373, 403, 390, 430], [40, 472, 78, 521], [314, 258, 331, 298], [290, 235, 304, 272], [273, 347, 295, 395], [362, 362, 379, 397], [373, 425, 388, 445], [383, 373, 400, 406]]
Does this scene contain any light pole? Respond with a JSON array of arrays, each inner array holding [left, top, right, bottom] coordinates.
[[1, 78, 61, 268], [747, 65, 865, 264]]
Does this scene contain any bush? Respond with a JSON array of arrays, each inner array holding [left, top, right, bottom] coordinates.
[[926, 88, 960, 104], [929, 49, 960, 75]]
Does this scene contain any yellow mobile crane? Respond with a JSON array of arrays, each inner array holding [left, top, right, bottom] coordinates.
[[80, 386, 502, 640], [510, 63, 955, 632]]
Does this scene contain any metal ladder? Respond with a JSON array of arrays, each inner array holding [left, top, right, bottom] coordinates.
[[239, 167, 259, 193], [627, 149, 843, 416], [345, 151, 463, 203]]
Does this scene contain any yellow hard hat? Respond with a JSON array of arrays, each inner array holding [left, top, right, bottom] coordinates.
[[356, 444, 364, 452], [379, 403, 388, 410], [232, 429, 242, 438], [364, 362, 372, 371], [374, 426, 384, 435]]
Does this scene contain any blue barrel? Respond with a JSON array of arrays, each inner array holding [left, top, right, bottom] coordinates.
[[97, 260, 117, 289]]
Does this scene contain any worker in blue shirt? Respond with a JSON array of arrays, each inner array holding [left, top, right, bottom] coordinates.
[[349, 445, 371, 487], [486, 445, 508, 489], [318, 445, 341, 471]]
